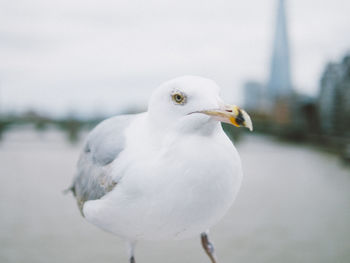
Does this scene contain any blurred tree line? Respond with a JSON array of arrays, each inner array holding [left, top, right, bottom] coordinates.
[[0, 110, 102, 144], [0, 107, 244, 145]]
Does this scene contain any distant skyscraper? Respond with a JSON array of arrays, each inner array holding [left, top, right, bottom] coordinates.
[[267, 0, 292, 98]]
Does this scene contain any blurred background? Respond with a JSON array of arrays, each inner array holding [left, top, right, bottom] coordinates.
[[1, 0, 350, 262]]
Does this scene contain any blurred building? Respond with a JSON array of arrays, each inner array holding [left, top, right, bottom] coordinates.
[[267, 0, 293, 99], [242, 0, 331, 139], [318, 54, 350, 137], [243, 81, 265, 111], [243, 0, 297, 133], [318, 63, 342, 134], [244, 0, 293, 111]]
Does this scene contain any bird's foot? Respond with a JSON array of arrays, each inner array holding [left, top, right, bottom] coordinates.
[[201, 232, 217, 263]]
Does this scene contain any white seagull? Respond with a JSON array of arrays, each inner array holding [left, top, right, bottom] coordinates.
[[68, 76, 253, 263]]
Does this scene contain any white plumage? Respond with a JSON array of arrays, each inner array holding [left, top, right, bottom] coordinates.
[[70, 76, 252, 263]]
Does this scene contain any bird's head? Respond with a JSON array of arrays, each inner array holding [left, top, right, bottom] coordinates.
[[148, 76, 253, 133]]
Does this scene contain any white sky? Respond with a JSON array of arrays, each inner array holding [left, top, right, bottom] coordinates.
[[1, 0, 350, 117]]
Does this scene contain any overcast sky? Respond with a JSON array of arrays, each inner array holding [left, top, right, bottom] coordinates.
[[1, 0, 349, 117]]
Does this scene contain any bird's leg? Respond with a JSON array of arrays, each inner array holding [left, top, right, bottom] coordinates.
[[127, 241, 137, 263], [201, 232, 217, 263]]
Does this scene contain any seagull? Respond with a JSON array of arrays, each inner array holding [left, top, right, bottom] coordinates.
[[68, 76, 253, 263]]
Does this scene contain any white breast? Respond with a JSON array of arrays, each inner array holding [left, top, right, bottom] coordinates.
[[83, 118, 243, 241]]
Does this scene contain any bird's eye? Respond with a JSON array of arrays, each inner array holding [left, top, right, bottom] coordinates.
[[171, 91, 186, 105]]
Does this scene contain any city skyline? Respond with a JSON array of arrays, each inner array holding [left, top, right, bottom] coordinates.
[[1, 0, 350, 117]]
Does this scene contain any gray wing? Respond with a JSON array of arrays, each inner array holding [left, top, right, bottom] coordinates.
[[71, 114, 135, 215]]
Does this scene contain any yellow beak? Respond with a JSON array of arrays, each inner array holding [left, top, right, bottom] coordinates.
[[197, 105, 253, 131]]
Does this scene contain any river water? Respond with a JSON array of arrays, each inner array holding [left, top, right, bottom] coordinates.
[[0, 129, 349, 263]]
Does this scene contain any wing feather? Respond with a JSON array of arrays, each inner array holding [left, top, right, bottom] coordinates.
[[71, 114, 134, 215]]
